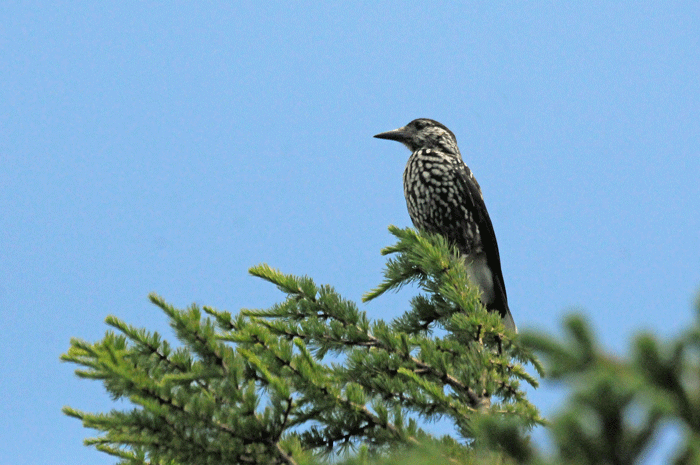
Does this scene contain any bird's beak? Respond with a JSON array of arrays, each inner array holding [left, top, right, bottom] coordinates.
[[374, 127, 408, 143]]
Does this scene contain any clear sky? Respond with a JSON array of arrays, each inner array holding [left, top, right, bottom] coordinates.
[[2, 3, 699, 464]]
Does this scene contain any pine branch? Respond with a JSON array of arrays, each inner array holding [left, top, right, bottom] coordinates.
[[63, 226, 544, 464]]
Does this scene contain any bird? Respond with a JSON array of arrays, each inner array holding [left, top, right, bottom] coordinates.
[[374, 118, 516, 332]]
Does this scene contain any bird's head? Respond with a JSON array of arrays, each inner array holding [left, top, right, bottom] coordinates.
[[374, 118, 460, 157]]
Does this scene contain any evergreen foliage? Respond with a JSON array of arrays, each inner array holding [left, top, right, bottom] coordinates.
[[62, 226, 700, 464], [521, 298, 700, 465], [62, 226, 541, 464]]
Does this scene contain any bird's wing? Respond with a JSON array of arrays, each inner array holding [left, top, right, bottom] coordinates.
[[452, 160, 513, 324]]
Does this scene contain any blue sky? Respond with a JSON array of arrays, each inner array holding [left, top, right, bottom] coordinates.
[[2, 3, 699, 464]]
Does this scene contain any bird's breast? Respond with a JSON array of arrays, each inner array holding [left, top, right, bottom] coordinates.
[[403, 150, 480, 250]]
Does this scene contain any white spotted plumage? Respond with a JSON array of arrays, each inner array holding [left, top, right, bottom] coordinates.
[[375, 118, 516, 332]]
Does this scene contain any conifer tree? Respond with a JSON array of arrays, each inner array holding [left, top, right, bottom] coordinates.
[[63, 226, 700, 464], [62, 226, 542, 464], [518, 299, 700, 465]]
